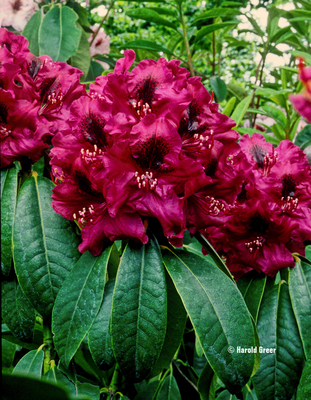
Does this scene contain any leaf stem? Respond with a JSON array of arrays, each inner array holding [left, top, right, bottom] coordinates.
[[43, 324, 53, 375], [90, 1, 115, 46], [108, 364, 121, 399]]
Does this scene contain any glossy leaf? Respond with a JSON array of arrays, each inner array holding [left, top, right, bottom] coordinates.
[[194, 233, 234, 280], [39, 5, 81, 62], [120, 39, 174, 55], [150, 270, 187, 377], [237, 273, 266, 323], [162, 248, 256, 393], [88, 278, 115, 370], [70, 23, 91, 79], [156, 374, 181, 400], [252, 281, 304, 400], [52, 247, 112, 367], [134, 381, 159, 400], [1, 331, 39, 350], [13, 174, 80, 319], [1, 165, 18, 276], [294, 124, 311, 150], [22, 10, 42, 56], [126, 9, 177, 30], [230, 94, 253, 127], [197, 362, 216, 400], [296, 357, 311, 400], [13, 347, 44, 377], [2, 339, 16, 370], [2, 280, 36, 342], [111, 237, 167, 382], [210, 77, 228, 102], [195, 22, 238, 43], [288, 258, 311, 359]]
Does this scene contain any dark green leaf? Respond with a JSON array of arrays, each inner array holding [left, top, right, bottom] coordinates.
[[2, 280, 36, 342], [13, 347, 44, 377], [2, 339, 16, 369], [1, 165, 18, 276], [156, 374, 181, 400], [296, 357, 311, 400], [85, 60, 105, 81], [88, 279, 115, 370], [111, 237, 167, 382], [237, 273, 266, 323], [294, 124, 311, 150], [52, 247, 112, 367], [195, 22, 238, 43], [76, 381, 100, 400], [150, 270, 187, 377], [289, 259, 311, 359], [270, 26, 291, 43], [22, 10, 42, 56], [39, 5, 81, 62], [162, 248, 256, 393], [197, 362, 216, 400], [1, 331, 39, 350], [43, 364, 76, 394], [13, 174, 81, 319], [209, 77, 228, 102], [70, 23, 91, 80], [194, 233, 234, 280], [32, 157, 45, 176], [120, 39, 174, 55], [192, 8, 241, 25], [252, 281, 304, 399], [126, 9, 177, 30], [134, 381, 159, 400]]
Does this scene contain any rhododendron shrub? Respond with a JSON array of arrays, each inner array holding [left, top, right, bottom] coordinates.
[[2, 28, 311, 400], [290, 60, 311, 123]]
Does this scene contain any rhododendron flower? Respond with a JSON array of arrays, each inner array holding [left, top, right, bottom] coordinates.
[[289, 60, 311, 123], [88, 25, 110, 70], [0, 0, 37, 31]]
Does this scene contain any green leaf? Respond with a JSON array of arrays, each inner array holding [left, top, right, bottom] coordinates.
[[270, 26, 291, 43], [2, 280, 36, 342], [296, 357, 311, 400], [2, 339, 16, 369], [222, 97, 236, 117], [22, 10, 42, 56], [245, 15, 264, 37], [194, 233, 234, 280], [269, 123, 286, 141], [52, 247, 112, 368], [3, 373, 93, 400], [76, 381, 100, 400], [261, 105, 287, 129], [1, 165, 18, 276], [126, 9, 177, 30], [289, 258, 311, 359], [294, 124, 311, 150], [43, 364, 76, 394], [111, 237, 167, 382], [252, 280, 304, 400], [13, 174, 81, 319], [156, 374, 181, 400], [39, 5, 81, 62], [230, 94, 253, 127], [162, 248, 256, 393], [88, 278, 115, 370], [149, 270, 187, 377], [1, 331, 39, 350], [195, 22, 238, 43], [209, 77, 228, 102], [237, 273, 266, 323], [197, 362, 216, 400], [134, 381, 159, 400], [70, 23, 91, 80], [192, 8, 241, 25], [120, 39, 174, 55], [13, 347, 44, 377], [32, 157, 45, 176]]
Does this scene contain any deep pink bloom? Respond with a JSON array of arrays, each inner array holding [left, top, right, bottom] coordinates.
[[289, 61, 311, 123], [0, 90, 50, 167]]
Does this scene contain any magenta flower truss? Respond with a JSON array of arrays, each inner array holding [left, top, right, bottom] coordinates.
[[0, 28, 86, 168], [289, 60, 311, 123]]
